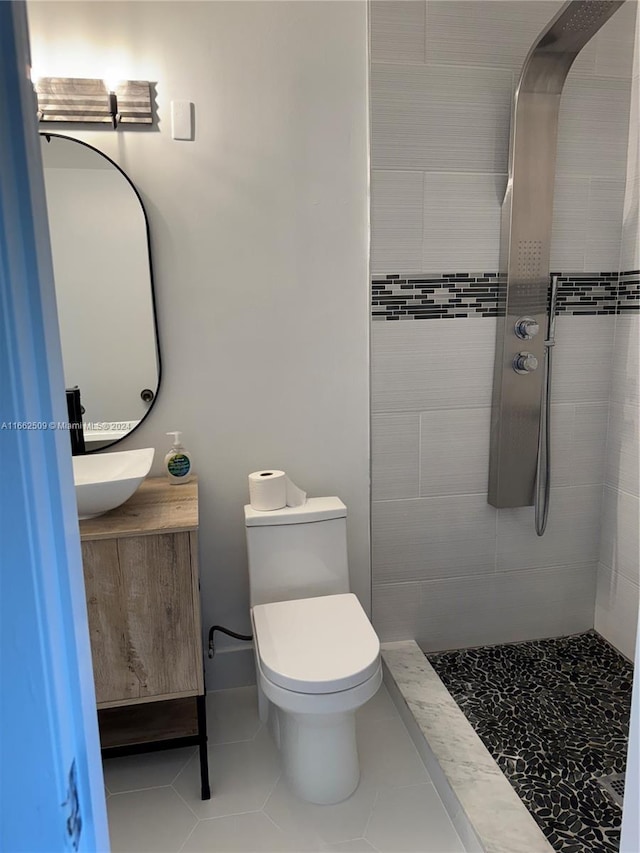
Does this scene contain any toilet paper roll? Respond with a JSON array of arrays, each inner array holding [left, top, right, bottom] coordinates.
[[249, 470, 287, 511], [248, 470, 307, 511]]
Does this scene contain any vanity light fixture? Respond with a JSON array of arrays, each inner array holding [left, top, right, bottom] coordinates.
[[103, 73, 121, 129], [34, 77, 153, 127], [107, 89, 120, 129]]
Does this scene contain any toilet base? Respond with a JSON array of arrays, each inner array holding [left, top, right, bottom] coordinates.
[[255, 662, 382, 805], [251, 607, 382, 806], [278, 708, 360, 804]]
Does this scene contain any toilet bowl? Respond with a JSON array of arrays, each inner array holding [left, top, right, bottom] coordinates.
[[244, 497, 381, 804], [251, 593, 381, 804]]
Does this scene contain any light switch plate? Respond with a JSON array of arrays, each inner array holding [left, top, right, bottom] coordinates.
[[171, 100, 192, 140]]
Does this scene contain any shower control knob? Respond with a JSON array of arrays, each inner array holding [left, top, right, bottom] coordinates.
[[514, 317, 540, 340], [513, 352, 539, 374]]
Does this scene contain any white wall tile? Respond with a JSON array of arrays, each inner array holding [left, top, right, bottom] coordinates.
[[550, 176, 589, 271], [585, 179, 625, 270], [414, 573, 502, 650], [568, 35, 599, 80], [595, 563, 639, 660], [551, 315, 616, 404], [371, 318, 497, 412], [600, 3, 638, 647], [492, 563, 597, 643], [370, 1, 426, 65], [621, 28, 639, 282], [599, 486, 640, 585], [547, 404, 577, 488], [572, 403, 610, 486], [496, 485, 603, 571], [372, 412, 421, 500], [415, 563, 596, 651], [425, 1, 567, 72], [422, 173, 506, 272], [610, 316, 640, 406], [548, 403, 608, 488], [605, 402, 640, 497], [419, 407, 490, 496], [624, 58, 639, 186], [620, 175, 639, 271], [372, 495, 497, 583], [368, 1, 637, 656], [371, 170, 424, 273], [594, 0, 639, 79], [556, 76, 632, 181], [372, 581, 426, 641], [370, 63, 513, 172], [634, 0, 640, 79]]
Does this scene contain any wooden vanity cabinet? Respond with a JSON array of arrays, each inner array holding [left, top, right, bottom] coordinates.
[[82, 530, 202, 705], [79, 478, 210, 798]]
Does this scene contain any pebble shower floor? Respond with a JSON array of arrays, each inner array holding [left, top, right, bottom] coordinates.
[[428, 631, 633, 853]]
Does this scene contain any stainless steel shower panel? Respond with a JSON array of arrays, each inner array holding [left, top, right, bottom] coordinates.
[[488, 0, 624, 508]]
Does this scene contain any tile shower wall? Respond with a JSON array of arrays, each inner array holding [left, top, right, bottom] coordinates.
[[595, 11, 640, 661], [370, 0, 638, 651]]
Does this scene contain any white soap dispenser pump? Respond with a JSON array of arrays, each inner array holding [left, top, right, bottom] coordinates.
[[164, 431, 193, 484]]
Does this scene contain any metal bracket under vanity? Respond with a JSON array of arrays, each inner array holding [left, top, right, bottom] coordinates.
[[79, 477, 210, 800]]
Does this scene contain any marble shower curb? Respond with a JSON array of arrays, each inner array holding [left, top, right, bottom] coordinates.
[[382, 640, 554, 853]]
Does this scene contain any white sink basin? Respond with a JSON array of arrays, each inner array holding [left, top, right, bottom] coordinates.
[[73, 448, 155, 520]]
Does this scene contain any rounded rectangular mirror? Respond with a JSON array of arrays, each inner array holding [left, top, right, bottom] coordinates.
[[40, 133, 161, 452]]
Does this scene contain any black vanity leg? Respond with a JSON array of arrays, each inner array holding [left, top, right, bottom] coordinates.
[[196, 694, 211, 800]]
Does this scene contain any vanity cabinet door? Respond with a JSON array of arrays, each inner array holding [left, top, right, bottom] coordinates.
[[83, 532, 201, 707], [83, 538, 139, 703]]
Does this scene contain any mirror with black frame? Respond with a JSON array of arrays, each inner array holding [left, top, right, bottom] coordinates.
[[40, 133, 160, 452]]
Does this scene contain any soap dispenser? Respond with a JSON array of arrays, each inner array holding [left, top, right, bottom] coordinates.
[[164, 431, 194, 484]]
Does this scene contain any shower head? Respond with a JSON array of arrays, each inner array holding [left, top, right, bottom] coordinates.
[[519, 0, 625, 95], [489, 0, 627, 510]]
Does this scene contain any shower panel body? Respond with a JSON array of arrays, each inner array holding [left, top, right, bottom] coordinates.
[[488, 0, 625, 509]]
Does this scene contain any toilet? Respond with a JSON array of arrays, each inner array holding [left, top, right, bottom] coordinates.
[[244, 496, 381, 805]]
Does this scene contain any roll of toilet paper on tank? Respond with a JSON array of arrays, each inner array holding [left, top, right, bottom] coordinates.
[[249, 470, 287, 510], [248, 470, 307, 511]]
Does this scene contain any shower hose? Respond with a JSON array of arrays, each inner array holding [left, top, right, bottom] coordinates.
[[534, 275, 559, 537]]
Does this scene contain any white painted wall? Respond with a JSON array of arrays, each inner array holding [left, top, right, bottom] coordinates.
[[596, 9, 640, 661], [28, 0, 371, 687]]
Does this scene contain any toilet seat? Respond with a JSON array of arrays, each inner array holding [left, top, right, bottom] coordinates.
[[255, 649, 382, 716], [252, 593, 380, 695]]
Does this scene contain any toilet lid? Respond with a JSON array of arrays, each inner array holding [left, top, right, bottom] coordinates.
[[252, 593, 380, 694]]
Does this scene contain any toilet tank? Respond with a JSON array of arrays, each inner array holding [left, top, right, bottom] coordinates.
[[244, 497, 350, 607]]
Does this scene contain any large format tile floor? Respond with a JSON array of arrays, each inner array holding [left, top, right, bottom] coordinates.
[[104, 684, 464, 852]]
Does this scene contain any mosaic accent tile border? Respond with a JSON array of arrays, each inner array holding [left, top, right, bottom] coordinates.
[[618, 269, 640, 312], [371, 271, 640, 320], [428, 631, 633, 853], [372, 272, 503, 320], [553, 272, 619, 315]]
